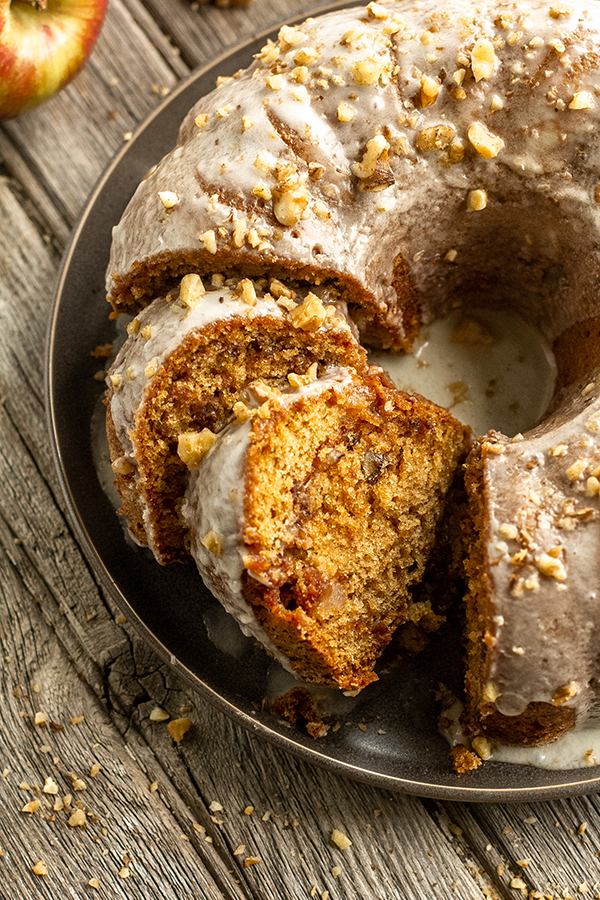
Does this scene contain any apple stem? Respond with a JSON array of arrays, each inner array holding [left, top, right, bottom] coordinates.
[[18, 0, 48, 9]]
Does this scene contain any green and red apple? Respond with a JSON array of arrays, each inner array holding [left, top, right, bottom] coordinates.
[[0, 0, 107, 120]]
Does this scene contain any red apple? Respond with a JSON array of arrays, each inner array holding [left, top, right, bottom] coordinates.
[[0, 0, 107, 120]]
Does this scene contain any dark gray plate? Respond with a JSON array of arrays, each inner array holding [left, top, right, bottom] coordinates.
[[46, 7, 600, 801]]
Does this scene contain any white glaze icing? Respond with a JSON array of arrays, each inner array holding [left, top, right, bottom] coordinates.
[[108, 0, 600, 348], [442, 699, 600, 769], [478, 374, 600, 722]]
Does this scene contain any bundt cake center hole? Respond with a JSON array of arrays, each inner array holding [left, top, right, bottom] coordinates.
[[370, 308, 557, 438]]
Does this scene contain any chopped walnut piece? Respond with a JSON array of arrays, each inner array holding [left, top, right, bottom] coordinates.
[[272, 182, 310, 226], [290, 293, 327, 331], [352, 134, 390, 181], [550, 3, 573, 15], [472, 736, 492, 760], [294, 47, 319, 66], [337, 101, 355, 122], [269, 279, 293, 299], [178, 430, 219, 469], [570, 91, 594, 110], [550, 443, 568, 457], [234, 278, 257, 306], [566, 459, 586, 481], [42, 777, 59, 795], [22, 799, 40, 813], [483, 681, 498, 702], [278, 25, 307, 50], [69, 808, 86, 828], [199, 230, 217, 254], [194, 113, 208, 130], [586, 476, 600, 497], [266, 74, 283, 91], [443, 139, 466, 165], [331, 829, 352, 850], [419, 73, 439, 107], [483, 440, 504, 454], [167, 717, 192, 742], [111, 456, 135, 476], [585, 410, 600, 432], [467, 189, 487, 211], [32, 861, 48, 876], [467, 122, 503, 158], [180, 273, 206, 309], [351, 57, 384, 86], [471, 38, 495, 81], [290, 86, 309, 103], [288, 362, 319, 388], [201, 530, 223, 557], [416, 123, 455, 152], [290, 65, 309, 83], [341, 25, 365, 45], [244, 857, 261, 868], [158, 191, 179, 209], [536, 553, 566, 580], [552, 681, 579, 706], [252, 183, 272, 202], [367, 1, 388, 18], [145, 357, 159, 379], [313, 201, 331, 220], [233, 402, 253, 423], [258, 39, 279, 65], [232, 219, 247, 248]]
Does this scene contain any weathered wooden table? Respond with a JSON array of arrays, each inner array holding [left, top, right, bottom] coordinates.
[[2, 0, 600, 896]]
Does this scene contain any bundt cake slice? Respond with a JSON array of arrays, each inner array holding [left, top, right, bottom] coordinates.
[[463, 373, 600, 746], [106, 274, 367, 564], [182, 366, 469, 689]]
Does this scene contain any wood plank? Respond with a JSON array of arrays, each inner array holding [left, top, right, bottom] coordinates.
[[3, 0, 600, 896], [138, 0, 333, 68], [1, 0, 185, 226], [443, 799, 600, 899], [0, 535, 239, 900]]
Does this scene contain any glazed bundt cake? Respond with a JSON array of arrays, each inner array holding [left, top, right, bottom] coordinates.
[[105, 0, 600, 748], [106, 276, 367, 563], [182, 366, 468, 690], [463, 372, 600, 746]]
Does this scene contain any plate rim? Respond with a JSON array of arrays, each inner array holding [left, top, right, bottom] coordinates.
[[45, 2, 600, 803]]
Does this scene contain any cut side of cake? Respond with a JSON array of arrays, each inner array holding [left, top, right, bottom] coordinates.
[[106, 275, 367, 564], [182, 366, 469, 689]]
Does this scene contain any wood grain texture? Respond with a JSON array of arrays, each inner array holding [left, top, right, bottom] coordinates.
[[3, 0, 600, 896]]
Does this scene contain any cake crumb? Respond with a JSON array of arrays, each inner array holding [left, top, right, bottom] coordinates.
[[272, 687, 331, 738], [451, 744, 482, 773]]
